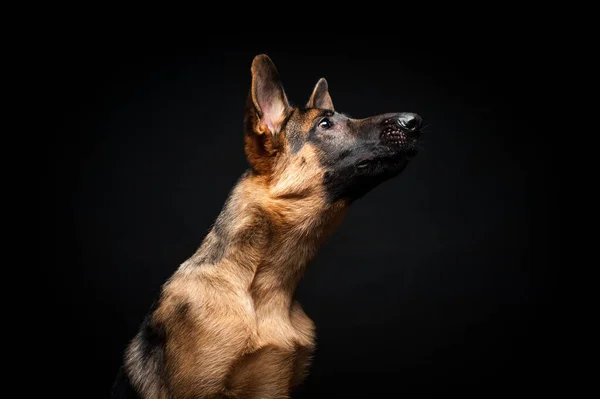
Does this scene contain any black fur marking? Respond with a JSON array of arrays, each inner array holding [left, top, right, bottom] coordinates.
[[138, 303, 167, 365], [173, 301, 191, 318], [195, 176, 242, 266], [195, 203, 230, 265], [194, 235, 226, 265], [111, 300, 164, 398], [287, 128, 304, 153]]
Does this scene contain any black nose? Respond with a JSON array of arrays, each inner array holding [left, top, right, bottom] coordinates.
[[397, 113, 422, 132]]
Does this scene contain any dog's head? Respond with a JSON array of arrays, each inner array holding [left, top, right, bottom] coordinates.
[[245, 54, 422, 204]]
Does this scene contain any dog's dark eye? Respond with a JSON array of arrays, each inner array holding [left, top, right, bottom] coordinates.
[[319, 118, 333, 129]]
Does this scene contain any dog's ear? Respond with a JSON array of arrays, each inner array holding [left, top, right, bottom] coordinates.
[[249, 54, 291, 135], [306, 78, 334, 111], [244, 55, 291, 174]]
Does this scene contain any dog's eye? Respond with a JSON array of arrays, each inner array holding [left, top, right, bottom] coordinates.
[[319, 118, 333, 129]]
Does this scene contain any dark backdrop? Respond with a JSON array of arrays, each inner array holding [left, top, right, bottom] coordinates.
[[43, 34, 560, 397]]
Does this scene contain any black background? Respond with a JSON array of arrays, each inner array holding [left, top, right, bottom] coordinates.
[[42, 33, 561, 397]]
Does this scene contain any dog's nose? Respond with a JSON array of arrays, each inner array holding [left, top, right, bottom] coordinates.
[[397, 113, 422, 133]]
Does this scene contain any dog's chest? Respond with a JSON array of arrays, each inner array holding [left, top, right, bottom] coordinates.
[[224, 301, 316, 392], [226, 317, 315, 395]]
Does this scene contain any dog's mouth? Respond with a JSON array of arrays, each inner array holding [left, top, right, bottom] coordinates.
[[355, 150, 412, 173]]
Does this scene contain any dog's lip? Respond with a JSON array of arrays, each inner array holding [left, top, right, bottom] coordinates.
[[357, 160, 371, 169], [356, 149, 412, 169]]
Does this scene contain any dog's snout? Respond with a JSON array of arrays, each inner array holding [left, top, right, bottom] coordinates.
[[397, 113, 422, 133], [380, 112, 423, 149]]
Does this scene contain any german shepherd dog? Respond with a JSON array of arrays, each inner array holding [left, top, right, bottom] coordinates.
[[111, 54, 422, 398]]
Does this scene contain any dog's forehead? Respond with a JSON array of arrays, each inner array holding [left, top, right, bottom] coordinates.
[[287, 108, 326, 130], [283, 108, 327, 153], [286, 108, 340, 135]]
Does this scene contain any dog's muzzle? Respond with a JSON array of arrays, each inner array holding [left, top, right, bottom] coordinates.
[[380, 113, 422, 148]]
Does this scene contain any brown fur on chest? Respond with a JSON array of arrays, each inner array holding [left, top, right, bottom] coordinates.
[[125, 269, 316, 399]]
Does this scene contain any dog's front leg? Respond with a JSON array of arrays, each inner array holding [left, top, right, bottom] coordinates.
[[226, 345, 295, 399]]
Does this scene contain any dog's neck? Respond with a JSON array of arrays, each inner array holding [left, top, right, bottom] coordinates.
[[180, 169, 347, 313]]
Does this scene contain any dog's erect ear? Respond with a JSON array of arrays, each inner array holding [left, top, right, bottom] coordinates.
[[250, 54, 291, 135], [244, 55, 291, 174], [307, 78, 334, 111]]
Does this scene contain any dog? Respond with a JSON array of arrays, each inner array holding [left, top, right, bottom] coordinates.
[[111, 54, 422, 398]]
